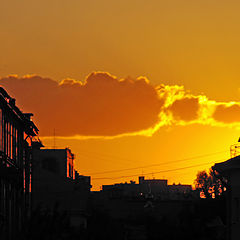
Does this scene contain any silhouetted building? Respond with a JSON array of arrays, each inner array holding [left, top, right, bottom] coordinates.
[[138, 176, 168, 197], [75, 171, 92, 192], [32, 148, 75, 179], [102, 176, 192, 200], [31, 147, 91, 228], [102, 180, 140, 198], [0, 87, 39, 239], [213, 156, 240, 240], [168, 183, 193, 198]]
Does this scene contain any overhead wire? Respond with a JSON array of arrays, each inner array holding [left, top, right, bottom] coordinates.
[[82, 150, 228, 175], [92, 158, 226, 180]]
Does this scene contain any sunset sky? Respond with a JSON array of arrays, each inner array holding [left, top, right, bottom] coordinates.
[[1, 0, 240, 190]]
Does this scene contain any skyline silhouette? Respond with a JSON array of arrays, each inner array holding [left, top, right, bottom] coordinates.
[[0, 73, 237, 190], [2, 1, 240, 239]]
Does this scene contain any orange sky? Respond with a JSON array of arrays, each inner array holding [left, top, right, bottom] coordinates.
[[1, 0, 240, 190]]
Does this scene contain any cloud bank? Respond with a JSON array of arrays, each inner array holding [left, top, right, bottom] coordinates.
[[0, 72, 240, 138]]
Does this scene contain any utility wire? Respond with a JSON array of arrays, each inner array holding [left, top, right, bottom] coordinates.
[[92, 158, 225, 180], [85, 150, 228, 175]]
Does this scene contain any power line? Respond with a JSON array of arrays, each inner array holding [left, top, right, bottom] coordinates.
[[85, 150, 227, 175], [92, 158, 225, 180]]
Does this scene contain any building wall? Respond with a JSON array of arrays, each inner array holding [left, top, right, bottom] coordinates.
[[66, 149, 74, 179], [102, 176, 192, 200], [213, 156, 240, 240], [31, 167, 89, 211], [31, 148, 91, 226], [32, 148, 75, 180], [32, 149, 68, 178], [139, 177, 168, 196], [228, 171, 240, 240], [0, 88, 38, 240]]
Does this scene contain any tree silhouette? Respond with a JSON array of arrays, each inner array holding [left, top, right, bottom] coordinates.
[[194, 168, 227, 199]]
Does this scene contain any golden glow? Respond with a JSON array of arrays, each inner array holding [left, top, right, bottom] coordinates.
[[2, 0, 240, 190]]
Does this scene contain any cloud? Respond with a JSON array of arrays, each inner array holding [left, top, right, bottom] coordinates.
[[1, 72, 240, 139], [212, 103, 240, 124], [157, 85, 240, 129], [167, 97, 200, 121], [0, 72, 164, 137]]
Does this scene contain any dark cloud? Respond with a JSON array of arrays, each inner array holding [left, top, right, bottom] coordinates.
[[167, 97, 200, 121], [0, 72, 164, 137], [213, 104, 240, 123], [3, 72, 240, 137]]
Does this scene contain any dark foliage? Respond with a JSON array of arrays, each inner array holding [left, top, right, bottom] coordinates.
[[194, 168, 227, 199]]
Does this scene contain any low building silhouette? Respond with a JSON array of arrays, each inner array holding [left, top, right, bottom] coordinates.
[[0, 87, 40, 239], [31, 147, 91, 228], [91, 176, 223, 240], [102, 176, 192, 200]]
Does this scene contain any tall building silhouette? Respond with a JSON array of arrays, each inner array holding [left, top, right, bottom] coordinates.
[[0, 87, 40, 239], [31, 147, 91, 227]]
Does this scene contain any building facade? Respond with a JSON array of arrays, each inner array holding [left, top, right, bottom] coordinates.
[[213, 156, 240, 240], [32, 148, 75, 180], [0, 87, 39, 239], [102, 176, 192, 200], [31, 147, 91, 228]]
